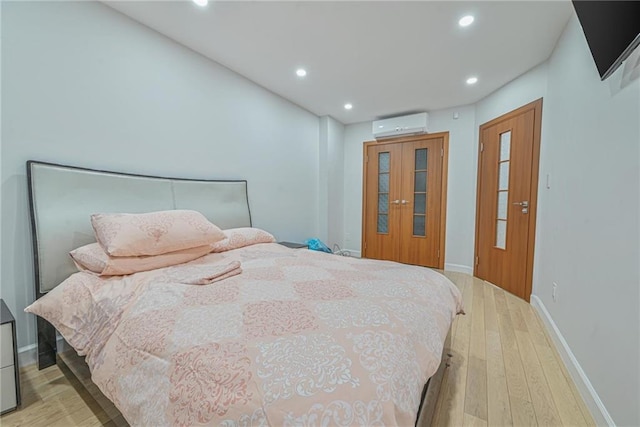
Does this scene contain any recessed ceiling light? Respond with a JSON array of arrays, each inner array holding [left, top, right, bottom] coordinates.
[[193, 0, 208, 6], [466, 76, 478, 85], [344, 103, 353, 110], [459, 15, 474, 27], [296, 68, 307, 77]]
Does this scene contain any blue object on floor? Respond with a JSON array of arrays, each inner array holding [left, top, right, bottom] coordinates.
[[305, 238, 332, 253]]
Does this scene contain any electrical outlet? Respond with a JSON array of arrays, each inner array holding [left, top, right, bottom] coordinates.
[[552, 282, 558, 302]]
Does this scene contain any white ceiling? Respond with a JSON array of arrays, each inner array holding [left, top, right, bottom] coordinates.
[[106, 1, 573, 124]]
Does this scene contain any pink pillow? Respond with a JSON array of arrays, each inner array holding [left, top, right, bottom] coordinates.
[[70, 243, 212, 276], [91, 210, 225, 256], [211, 227, 276, 252]]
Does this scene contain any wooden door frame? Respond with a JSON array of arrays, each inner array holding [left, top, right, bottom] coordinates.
[[473, 98, 543, 302], [361, 132, 449, 269]]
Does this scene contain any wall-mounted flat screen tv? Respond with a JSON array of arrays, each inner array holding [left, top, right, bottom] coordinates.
[[572, 1, 640, 80]]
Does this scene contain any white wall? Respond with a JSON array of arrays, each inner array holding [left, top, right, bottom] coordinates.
[[342, 122, 371, 257], [532, 15, 639, 426], [318, 117, 330, 242], [430, 106, 477, 272], [318, 115, 344, 250], [0, 0, 3, 301], [342, 106, 477, 270], [475, 62, 548, 126], [1, 1, 320, 351], [327, 117, 345, 249]]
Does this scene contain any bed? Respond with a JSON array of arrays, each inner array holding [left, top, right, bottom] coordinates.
[[25, 161, 463, 426]]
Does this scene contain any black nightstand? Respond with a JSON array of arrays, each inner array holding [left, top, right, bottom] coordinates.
[[277, 241, 309, 249], [1, 299, 20, 414]]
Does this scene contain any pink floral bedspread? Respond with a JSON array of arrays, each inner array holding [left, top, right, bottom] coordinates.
[[67, 244, 463, 426]]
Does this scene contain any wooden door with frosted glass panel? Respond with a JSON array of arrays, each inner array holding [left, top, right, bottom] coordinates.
[[398, 138, 443, 267], [475, 100, 541, 301], [363, 143, 403, 261]]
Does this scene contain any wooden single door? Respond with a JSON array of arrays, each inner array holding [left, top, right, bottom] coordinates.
[[363, 134, 447, 268], [475, 99, 542, 301]]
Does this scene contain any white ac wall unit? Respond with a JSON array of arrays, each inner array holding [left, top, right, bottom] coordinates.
[[372, 112, 428, 139]]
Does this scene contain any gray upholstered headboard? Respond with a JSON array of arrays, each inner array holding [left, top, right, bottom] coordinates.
[[27, 161, 252, 295]]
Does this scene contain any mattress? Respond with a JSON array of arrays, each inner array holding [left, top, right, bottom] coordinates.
[[28, 243, 463, 426]]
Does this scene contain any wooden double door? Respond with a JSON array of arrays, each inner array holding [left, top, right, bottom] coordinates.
[[362, 133, 447, 268]]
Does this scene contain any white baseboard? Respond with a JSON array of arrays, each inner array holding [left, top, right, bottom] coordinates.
[[530, 295, 615, 427], [18, 344, 37, 368], [18, 336, 72, 368], [444, 263, 473, 275]]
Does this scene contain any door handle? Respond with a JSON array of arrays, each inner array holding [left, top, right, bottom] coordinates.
[[401, 199, 411, 205], [391, 200, 401, 205], [513, 200, 529, 214]]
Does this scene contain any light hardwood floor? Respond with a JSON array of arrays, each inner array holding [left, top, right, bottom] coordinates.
[[1, 272, 595, 427], [430, 272, 595, 427]]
